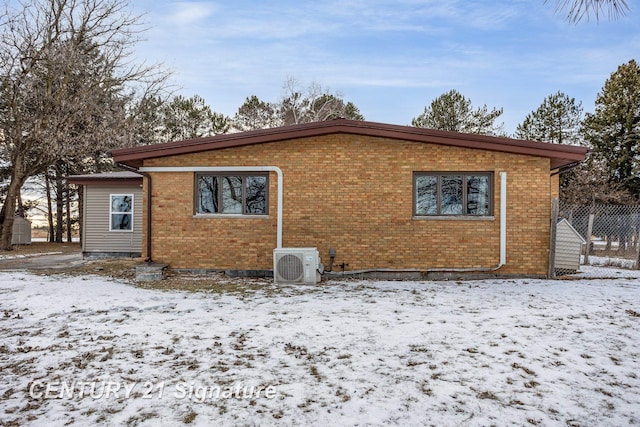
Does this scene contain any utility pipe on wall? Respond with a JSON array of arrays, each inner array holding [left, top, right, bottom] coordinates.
[[138, 166, 284, 249]]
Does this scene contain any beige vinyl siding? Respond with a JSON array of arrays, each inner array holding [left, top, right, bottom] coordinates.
[[84, 184, 142, 254], [555, 220, 585, 271]]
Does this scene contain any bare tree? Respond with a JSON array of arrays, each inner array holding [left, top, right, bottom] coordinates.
[[279, 77, 364, 126], [0, 0, 169, 250], [561, 158, 636, 205]]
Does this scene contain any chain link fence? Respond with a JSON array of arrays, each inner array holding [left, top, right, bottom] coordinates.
[[553, 202, 640, 278]]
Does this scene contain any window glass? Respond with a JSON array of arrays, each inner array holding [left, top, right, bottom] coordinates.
[[198, 176, 218, 213], [195, 173, 268, 216], [222, 176, 243, 213], [467, 175, 490, 215], [441, 176, 463, 214], [110, 195, 133, 231], [246, 176, 267, 214], [415, 175, 438, 215], [414, 173, 492, 217]]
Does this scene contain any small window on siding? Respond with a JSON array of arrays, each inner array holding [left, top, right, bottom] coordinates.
[[414, 173, 493, 217], [110, 194, 133, 231], [195, 173, 268, 215]]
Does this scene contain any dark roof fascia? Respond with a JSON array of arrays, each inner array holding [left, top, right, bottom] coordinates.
[[111, 119, 589, 169], [67, 171, 143, 186], [68, 178, 143, 186]]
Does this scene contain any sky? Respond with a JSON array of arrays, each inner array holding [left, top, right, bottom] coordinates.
[[128, 0, 640, 136]]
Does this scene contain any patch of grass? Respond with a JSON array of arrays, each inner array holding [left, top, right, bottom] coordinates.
[[284, 343, 308, 358], [596, 388, 613, 397], [409, 345, 430, 353], [125, 411, 159, 426], [72, 351, 96, 369], [183, 410, 197, 424], [135, 272, 276, 295], [335, 387, 351, 402], [512, 362, 536, 376], [297, 398, 317, 412], [309, 365, 322, 381], [1, 242, 80, 256], [99, 346, 114, 362], [2, 387, 15, 400], [420, 381, 433, 396], [477, 391, 499, 400]]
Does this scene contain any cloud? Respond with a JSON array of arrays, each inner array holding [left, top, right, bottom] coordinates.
[[167, 2, 218, 26]]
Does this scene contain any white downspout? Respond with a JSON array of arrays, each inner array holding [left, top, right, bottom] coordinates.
[[499, 171, 507, 267], [139, 166, 283, 249]]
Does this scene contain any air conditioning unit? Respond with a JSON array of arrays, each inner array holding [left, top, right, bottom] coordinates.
[[273, 248, 322, 284]]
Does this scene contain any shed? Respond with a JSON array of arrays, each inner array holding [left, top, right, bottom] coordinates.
[[555, 218, 586, 275], [11, 216, 32, 245], [68, 171, 143, 258]]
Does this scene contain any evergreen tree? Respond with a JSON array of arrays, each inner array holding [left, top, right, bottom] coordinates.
[[161, 95, 229, 141], [232, 95, 279, 131], [583, 59, 640, 199], [411, 89, 504, 136], [516, 91, 583, 144]]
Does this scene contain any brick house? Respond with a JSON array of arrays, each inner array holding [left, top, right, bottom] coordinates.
[[111, 119, 587, 279]]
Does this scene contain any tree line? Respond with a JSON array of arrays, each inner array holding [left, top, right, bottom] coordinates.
[[0, 0, 638, 249], [411, 58, 640, 207]]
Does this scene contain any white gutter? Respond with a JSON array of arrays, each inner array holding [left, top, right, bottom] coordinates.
[[139, 166, 284, 249]]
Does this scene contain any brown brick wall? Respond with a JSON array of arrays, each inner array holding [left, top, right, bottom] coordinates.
[[143, 134, 552, 275]]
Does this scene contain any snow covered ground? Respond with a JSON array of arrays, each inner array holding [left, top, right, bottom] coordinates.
[[1, 272, 639, 426]]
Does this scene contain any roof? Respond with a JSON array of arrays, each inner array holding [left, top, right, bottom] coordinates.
[[67, 171, 143, 186], [110, 119, 588, 170], [557, 219, 587, 244]]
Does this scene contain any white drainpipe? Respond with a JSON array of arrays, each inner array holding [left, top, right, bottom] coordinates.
[[499, 171, 507, 267], [139, 166, 283, 249]]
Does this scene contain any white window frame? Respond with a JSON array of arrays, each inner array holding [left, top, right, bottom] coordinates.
[[109, 194, 134, 232]]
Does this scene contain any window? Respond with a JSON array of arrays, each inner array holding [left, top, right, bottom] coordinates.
[[195, 173, 268, 215], [414, 172, 492, 217], [110, 194, 133, 231]]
